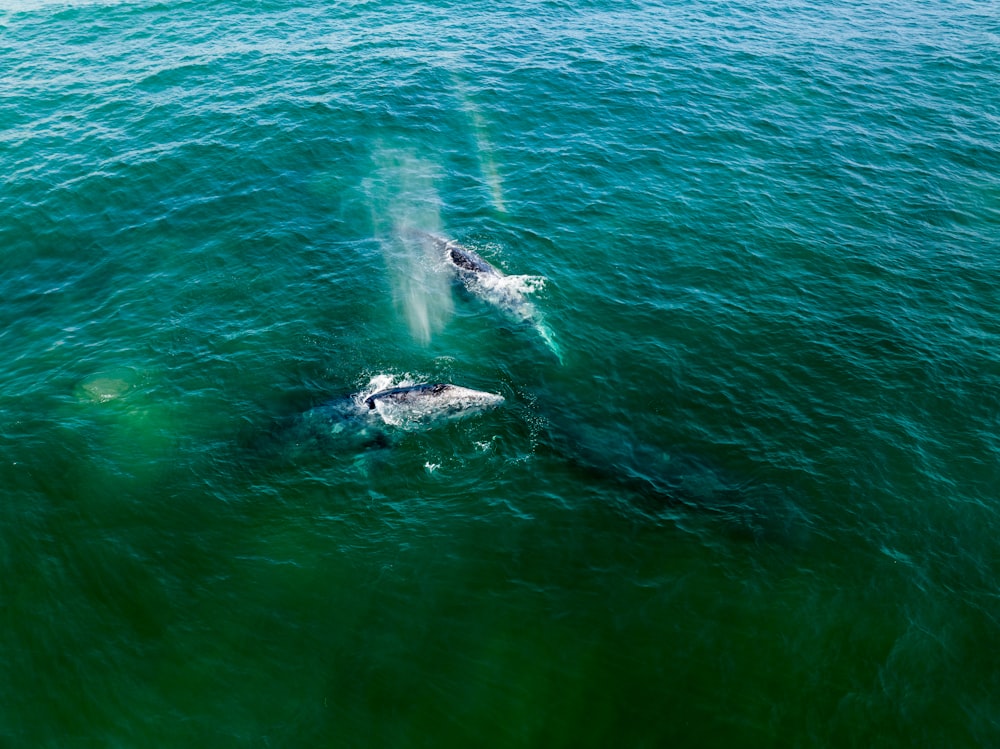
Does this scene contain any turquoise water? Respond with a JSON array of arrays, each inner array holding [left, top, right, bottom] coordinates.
[[2, 0, 999, 746]]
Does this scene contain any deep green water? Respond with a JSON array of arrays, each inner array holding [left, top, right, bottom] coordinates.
[[2, 1, 999, 746]]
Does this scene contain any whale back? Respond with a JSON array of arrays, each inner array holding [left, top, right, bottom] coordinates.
[[365, 383, 504, 426], [447, 243, 496, 275]]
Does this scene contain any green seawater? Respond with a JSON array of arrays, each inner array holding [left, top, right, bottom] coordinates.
[[2, 1, 999, 746]]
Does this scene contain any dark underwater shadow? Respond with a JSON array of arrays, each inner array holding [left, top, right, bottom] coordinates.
[[535, 417, 813, 548], [235, 396, 393, 476], [229, 375, 811, 548]]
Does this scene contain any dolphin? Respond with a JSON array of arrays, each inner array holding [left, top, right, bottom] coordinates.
[[406, 229, 562, 361], [267, 381, 505, 457]]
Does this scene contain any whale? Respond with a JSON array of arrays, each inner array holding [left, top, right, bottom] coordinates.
[[406, 229, 562, 361], [361, 382, 504, 426], [264, 381, 505, 457], [536, 412, 810, 546]]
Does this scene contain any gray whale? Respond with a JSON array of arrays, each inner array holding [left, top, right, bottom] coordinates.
[[362, 382, 505, 426], [407, 229, 562, 361], [271, 381, 504, 456]]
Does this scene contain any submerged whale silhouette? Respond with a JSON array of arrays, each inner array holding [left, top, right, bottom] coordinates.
[[532, 405, 810, 546], [406, 229, 562, 361], [268, 382, 505, 456]]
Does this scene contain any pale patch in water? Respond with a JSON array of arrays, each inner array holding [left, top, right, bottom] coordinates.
[[75, 370, 138, 403]]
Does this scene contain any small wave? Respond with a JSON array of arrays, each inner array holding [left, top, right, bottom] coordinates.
[[4, 0, 132, 10]]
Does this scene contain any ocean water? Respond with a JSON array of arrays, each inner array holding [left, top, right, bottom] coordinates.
[[2, 0, 999, 746]]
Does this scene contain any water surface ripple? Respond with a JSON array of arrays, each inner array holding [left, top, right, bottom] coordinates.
[[1, 1, 998, 746]]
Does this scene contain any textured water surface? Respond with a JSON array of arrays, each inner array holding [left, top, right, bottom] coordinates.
[[2, 1, 999, 746]]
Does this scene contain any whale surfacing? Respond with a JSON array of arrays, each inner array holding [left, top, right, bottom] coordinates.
[[364, 382, 505, 427], [267, 379, 505, 457], [405, 229, 562, 361], [445, 240, 496, 276]]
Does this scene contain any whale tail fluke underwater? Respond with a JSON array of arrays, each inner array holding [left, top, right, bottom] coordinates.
[[402, 227, 563, 364]]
